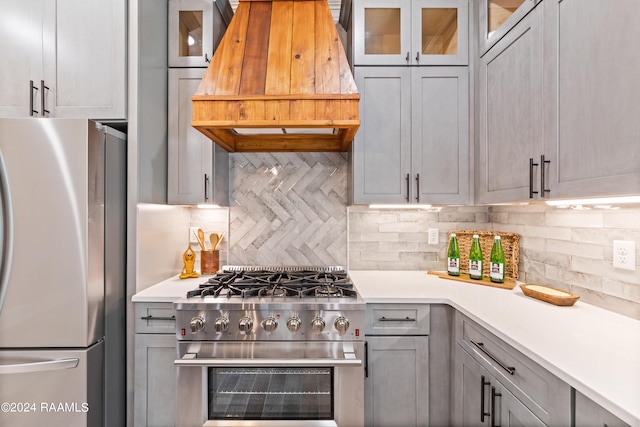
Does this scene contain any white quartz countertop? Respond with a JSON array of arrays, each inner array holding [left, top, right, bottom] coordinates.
[[349, 270, 640, 427], [132, 270, 640, 426], [131, 275, 201, 302]]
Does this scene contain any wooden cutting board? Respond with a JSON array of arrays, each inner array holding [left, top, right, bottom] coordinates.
[[428, 271, 516, 290]]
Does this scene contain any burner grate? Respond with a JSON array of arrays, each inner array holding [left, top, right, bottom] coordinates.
[[186, 266, 356, 299]]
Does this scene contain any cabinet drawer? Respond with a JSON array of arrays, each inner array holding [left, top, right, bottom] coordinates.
[[134, 303, 176, 334], [365, 304, 430, 335], [455, 312, 570, 424]]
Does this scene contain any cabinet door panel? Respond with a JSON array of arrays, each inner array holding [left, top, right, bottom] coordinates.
[[0, 0, 42, 117], [546, 0, 640, 198], [168, 68, 212, 205], [476, 6, 543, 204], [452, 345, 490, 427], [134, 334, 177, 427], [353, 67, 412, 204], [353, 0, 412, 66], [43, 0, 126, 118], [365, 336, 429, 427], [412, 67, 469, 204]]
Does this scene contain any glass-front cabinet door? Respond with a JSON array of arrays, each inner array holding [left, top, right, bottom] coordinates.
[[479, 0, 542, 55], [168, 0, 214, 67], [353, 0, 468, 66]]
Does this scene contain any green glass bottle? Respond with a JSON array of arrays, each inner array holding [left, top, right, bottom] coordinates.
[[447, 233, 460, 276], [490, 235, 506, 283], [469, 234, 483, 280]]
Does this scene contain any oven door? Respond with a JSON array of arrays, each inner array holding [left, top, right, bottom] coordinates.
[[175, 341, 364, 427]]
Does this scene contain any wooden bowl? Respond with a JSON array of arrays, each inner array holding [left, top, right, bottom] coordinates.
[[520, 284, 580, 306]]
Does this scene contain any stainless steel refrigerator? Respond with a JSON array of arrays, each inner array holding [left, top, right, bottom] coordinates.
[[0, 118, 126, 427]]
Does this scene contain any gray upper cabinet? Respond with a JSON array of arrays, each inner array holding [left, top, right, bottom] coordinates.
[[479, 0, 542, 56], [0, 0, 126, 119], [475, 4, 544, 204], [168, 68, 229, 205], [168, 0, 229, 68], [352, 66, 469, 205], [352, 0, 468, 66], [543, 0, 640, 199]]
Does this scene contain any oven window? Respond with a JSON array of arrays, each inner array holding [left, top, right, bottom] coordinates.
[[208, 367, 334, 420]]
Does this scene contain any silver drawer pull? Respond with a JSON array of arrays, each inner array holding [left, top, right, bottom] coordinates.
[[471, 340, 516, 375], [379, 316, 416, 322], [141, 315, 176, 321]]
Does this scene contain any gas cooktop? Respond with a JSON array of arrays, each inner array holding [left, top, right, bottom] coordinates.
[[185, 266, 357, 300]]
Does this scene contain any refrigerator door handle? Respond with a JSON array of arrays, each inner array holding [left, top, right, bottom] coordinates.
[[0, 147, 14, 315], [0, 358, 79, 375]]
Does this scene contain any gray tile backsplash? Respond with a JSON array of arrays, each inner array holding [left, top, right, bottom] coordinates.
[[188, 153, 640, 320]]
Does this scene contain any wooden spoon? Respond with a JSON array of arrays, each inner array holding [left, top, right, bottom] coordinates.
[[214, 232, 224, 250], [209, 233, 219, 251], [197, 228, 206, 251]]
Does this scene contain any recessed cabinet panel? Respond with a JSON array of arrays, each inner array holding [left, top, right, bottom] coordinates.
[[545, 0, 640, 198], [413, 67, 469, 203], [168, 68, 229, 205], [354, 0, 468, 65], [353, 67, 412, 204], [476, 6, 544, 204]]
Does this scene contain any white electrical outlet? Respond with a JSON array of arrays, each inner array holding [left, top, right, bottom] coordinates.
[[428, 228, 439, 245], [189, 227, 199, 244], [613, 240, 636, 271]]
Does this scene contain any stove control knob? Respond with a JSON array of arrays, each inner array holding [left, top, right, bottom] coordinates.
[[261, 316, 278, 333], [189, 316, 205, 333], [214, 316, 229, 333], [334, 316, 350, 335], [311, 316, 326, 334], [239, 316, 253, 334], [287, 316, 302, 334]]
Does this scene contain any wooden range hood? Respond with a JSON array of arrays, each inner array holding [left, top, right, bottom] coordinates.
[[191, 0, 360, 152]]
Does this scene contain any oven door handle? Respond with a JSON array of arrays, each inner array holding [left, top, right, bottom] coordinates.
[[174, 357, 362, 368]]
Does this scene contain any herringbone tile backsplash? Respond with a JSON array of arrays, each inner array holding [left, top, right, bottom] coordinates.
[[228, 152, 348, 266]]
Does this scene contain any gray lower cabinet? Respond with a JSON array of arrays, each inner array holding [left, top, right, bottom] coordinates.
[[352, 66, 469, 205], [452, 312, 571, 426], [453, 344, 545, 427], [574, 390, 630, 427], [134, 303, 177, 427], [167, 68, 229, 205], [365, 304, 430, 426], [476, 3, 544, 204]]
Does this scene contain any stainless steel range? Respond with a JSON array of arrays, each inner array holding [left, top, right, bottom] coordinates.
[[173, 266, 365, 427]]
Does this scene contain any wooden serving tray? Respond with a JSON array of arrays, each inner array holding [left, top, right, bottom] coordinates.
[[428, 271, 516, 290], [520, 284, 580, 306]]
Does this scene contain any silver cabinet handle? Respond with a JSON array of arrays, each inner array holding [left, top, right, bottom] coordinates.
[[175, 357, 362, 368], [40, 80, 50, 116], [0, 358, 79, 375], [471, 340, 516, 375]]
